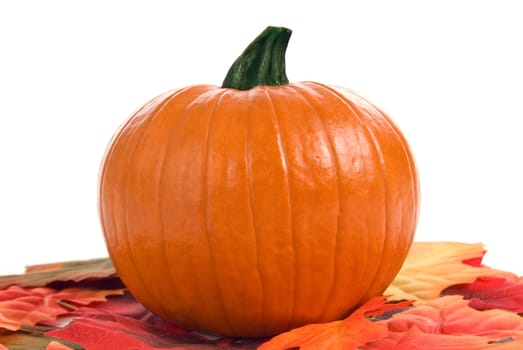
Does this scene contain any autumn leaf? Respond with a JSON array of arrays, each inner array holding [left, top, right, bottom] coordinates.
[[48, 318, 222, 350], [46, 341, 76, 350], [0, 285, 123, 331], [442, 275, 523, 313], [46, 294, 265, 350], [3, 241, 523, 349], [363, 295, 523, 349], [364, 328, 523, 350], [0, 331, 83, 350], [0, 258, 115, 290], [386, 241, 515, 301], [258, 296, 413, 350], [79, 291, 151, 320]]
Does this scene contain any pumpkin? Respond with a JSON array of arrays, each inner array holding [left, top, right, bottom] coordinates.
[[98, 26, 420, 338]]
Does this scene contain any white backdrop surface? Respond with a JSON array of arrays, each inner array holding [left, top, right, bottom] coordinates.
[[1, 1, 522, 275]]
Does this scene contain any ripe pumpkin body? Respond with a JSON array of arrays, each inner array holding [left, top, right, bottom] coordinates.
[[98, 27, 419, 337]]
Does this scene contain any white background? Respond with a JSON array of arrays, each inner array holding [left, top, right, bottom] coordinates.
[[1, 1, 522, 276]]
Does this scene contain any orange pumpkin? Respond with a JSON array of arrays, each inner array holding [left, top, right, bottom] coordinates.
[[98, 26, 420, 337]]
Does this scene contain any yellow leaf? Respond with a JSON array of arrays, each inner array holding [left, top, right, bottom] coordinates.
[[386, 241, 515, 301]]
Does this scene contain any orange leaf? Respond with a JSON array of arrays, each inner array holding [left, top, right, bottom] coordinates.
[[46, 341, 76, 350], [386, 241, 515, 301], [259, 296, 413, 350], [0, 285, 123, 331]]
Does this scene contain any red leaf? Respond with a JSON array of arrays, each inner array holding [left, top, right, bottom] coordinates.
[[363, 295, 523, 349], [442, 275, 523, 313], [46, 298, 264, 350], [364, 328, 523, 350], [3, 242, 523, 349], [0, 285, 123, 331], [258, 296, 413, 350], [83, 291, 151, 319], [48, 318, 199, 349], [462, 255, 486, 267]]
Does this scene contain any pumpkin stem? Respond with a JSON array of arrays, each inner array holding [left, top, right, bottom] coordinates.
[[222, 26, 292, 90]]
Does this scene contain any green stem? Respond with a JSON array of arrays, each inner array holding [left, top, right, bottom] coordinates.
[[222, 26, 292, 90]]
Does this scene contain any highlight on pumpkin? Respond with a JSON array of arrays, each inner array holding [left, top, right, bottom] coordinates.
[[98, 26, 420, 337]]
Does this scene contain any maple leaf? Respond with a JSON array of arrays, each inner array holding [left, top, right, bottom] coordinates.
[[0, 285, 123, 331], [46, 297, 265, 350], [442, 275, 523, 313], [79, 290, 151, 320], [258, 296, 413, 350], [364, 328, 523, 350], [0, 258, 115, 289], [46, 341, 76, 350], [363, 295, 523, 349], [3, 241, 523, 349], [0, 331, 84, 350], [386, 241, 515, 301]]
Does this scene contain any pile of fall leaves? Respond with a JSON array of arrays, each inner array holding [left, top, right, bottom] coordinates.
[[2, 241, 523, 349]]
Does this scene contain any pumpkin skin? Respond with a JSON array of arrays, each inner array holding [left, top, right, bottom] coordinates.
[[98, 28, 420, 338]]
